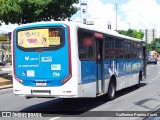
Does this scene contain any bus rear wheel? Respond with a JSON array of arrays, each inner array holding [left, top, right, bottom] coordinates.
[[107, 81, 116, 101]]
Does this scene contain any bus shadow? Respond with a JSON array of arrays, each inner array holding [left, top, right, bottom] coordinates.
[[115, 83, 147, 99], [20, 83, 147, 116], [20, 98, 106, 116]]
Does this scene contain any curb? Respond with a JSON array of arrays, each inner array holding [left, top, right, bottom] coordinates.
[[0, 79, 13, 90]]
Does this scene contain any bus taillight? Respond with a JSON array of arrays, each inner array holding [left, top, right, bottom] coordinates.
[[61, 74, 72, 84], [15, 76, 23, 83]]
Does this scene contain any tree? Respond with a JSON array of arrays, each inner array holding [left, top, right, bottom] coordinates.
[[116, 29, 144, 39], [2, 44, 11, 63], [148, 38, 160, 53], [0, 0, 78, 24]]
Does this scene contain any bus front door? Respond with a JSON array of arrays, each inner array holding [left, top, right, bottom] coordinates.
[[95, 39, 104, 95]]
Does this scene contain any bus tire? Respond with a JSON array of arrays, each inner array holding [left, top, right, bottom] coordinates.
[[107, 81, 116, 101]]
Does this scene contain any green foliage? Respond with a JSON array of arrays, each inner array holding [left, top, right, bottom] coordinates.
[[2, 44, 11, 63], [0, 0, 78, 24], [148, 38, 160, 53], [116, 29, 144, 39], [145, 43, 152, 52]]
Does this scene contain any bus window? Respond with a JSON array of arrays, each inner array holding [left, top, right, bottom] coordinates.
[[78, 29, 94, 60], [119, 40, 125, 59], [125, 41, 131, 59], [104, 36, 109, 59], [115, 38, 121, 59], [133, 42, 137, 59], [137, 43, 142, 59], [131, 41, 134, 59], [105, 36, 115, 59]]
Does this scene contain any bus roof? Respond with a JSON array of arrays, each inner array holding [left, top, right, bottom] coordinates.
[[14, 21, 144, 42], [75, 22, 143, 42]]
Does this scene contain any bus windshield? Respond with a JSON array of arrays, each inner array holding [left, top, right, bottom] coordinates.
[[17, 27, 64, 51]]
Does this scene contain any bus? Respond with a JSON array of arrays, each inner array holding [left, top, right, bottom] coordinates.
[[12, 21, 147, 100]]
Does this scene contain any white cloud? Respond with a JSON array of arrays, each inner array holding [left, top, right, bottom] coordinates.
[[121, 0, 160, 29], [72, 0, 160, 31], [72, 0, 130, 30], [0, 23, 18, 34]]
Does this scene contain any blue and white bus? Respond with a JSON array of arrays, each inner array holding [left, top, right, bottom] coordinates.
[[12, 21, 146, 100]]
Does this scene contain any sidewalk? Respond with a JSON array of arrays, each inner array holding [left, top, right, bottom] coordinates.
[[0, 84, 13, 90]]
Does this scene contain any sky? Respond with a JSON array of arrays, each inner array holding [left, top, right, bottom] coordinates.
[[1, 0, 160, 34], [0, 23, 18, 35], [71, 0, 160, 31]]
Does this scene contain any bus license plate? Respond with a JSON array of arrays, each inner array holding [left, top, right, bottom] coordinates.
[[36, 82, 46, 87]]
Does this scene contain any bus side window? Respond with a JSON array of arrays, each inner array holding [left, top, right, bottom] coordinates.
[[131, 42, 134, 59], [125, 41, 131, 59], [78, 29, 94, 60], [119, 40, 125, 59], [115, 38, 119, 59], [133, 42, 137, 59], [78, 30, 86, 60], [137, 43, 142, 59], [105, 36, 115, 59], [105, 36, 110, 59]]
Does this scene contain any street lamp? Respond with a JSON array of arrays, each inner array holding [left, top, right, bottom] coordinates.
[[107, 20, 111, 30]]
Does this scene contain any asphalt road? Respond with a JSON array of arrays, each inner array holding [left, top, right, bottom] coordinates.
[[1, 63, 160, 120]]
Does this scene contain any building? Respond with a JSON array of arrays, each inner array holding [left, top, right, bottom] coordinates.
[[140, 29, 157, 43]]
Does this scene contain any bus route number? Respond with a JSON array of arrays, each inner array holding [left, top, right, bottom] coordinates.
[[49, 31, 58, 37]]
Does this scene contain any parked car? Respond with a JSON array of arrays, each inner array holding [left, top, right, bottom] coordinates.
[[147, 55, 157, 64]]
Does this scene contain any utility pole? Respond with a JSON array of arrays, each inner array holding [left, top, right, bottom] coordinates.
[[115, 3, 117, 30]]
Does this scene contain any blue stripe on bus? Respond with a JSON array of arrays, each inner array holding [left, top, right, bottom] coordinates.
[[81, 61, 97, 84], [104, 59, 143, 79], [97, 64, 101, 80], [81, 60, 143, 84]]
